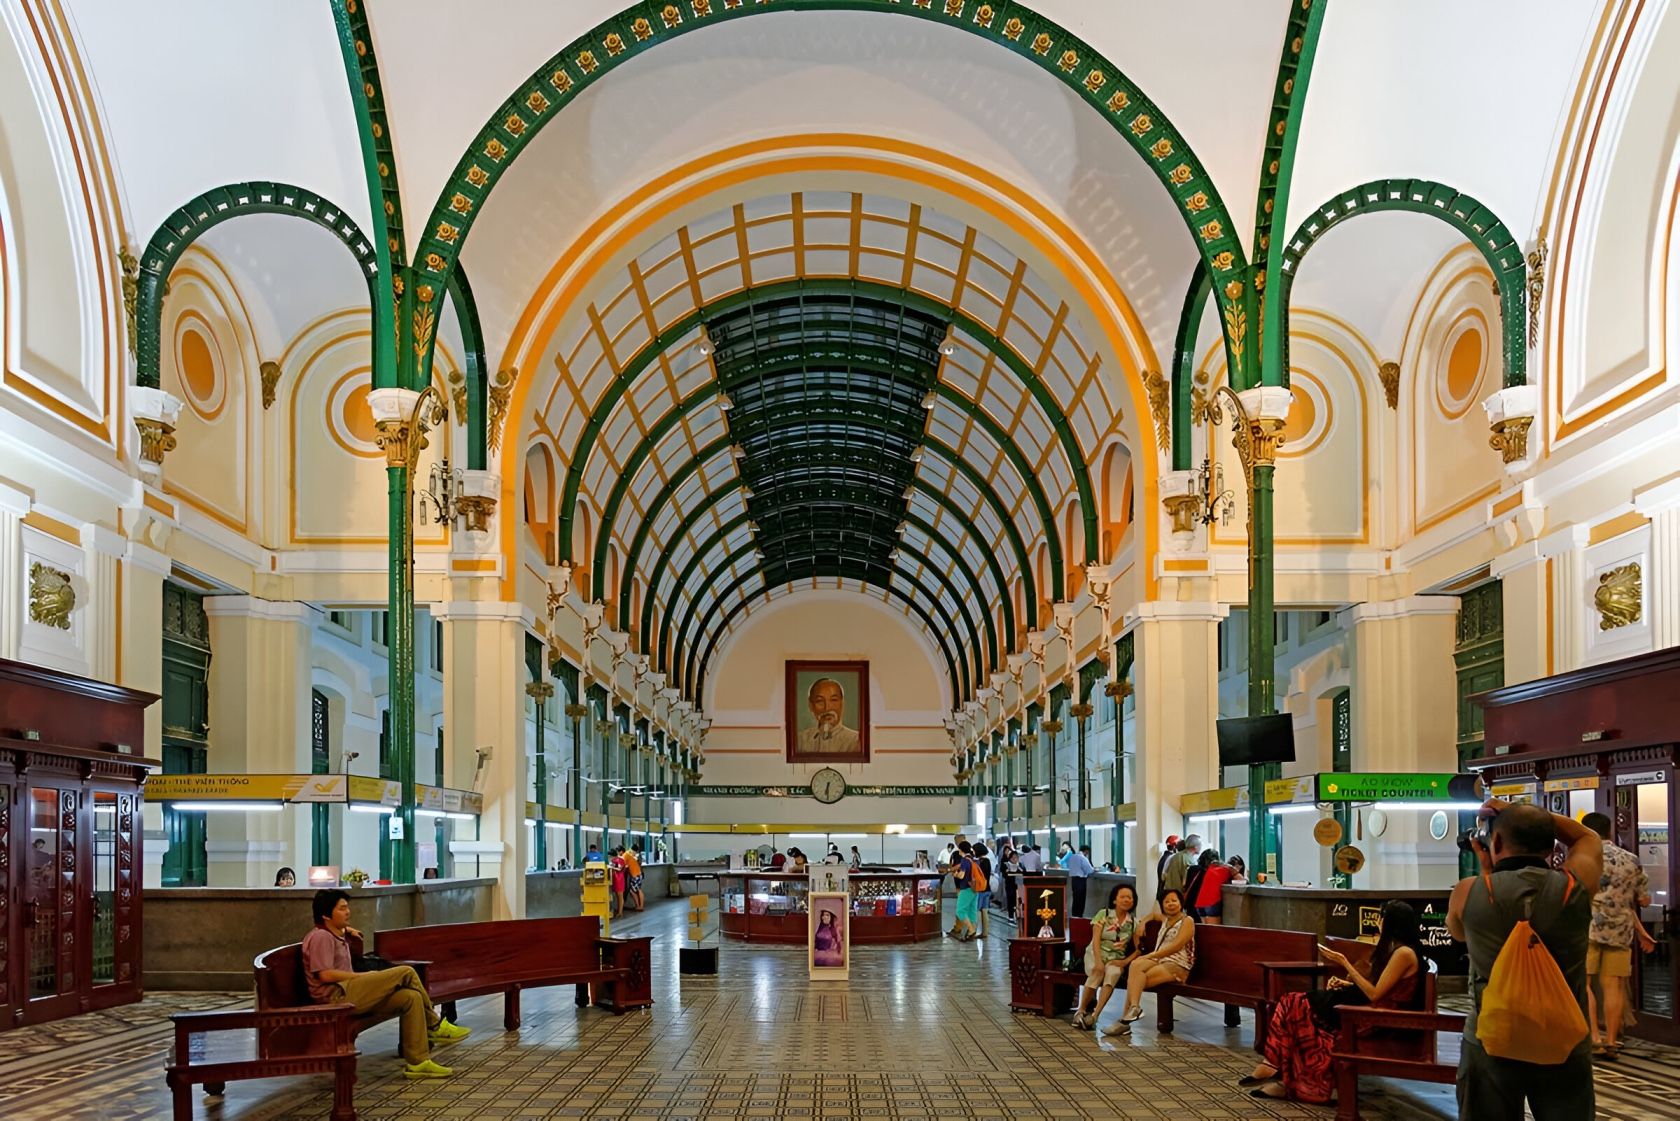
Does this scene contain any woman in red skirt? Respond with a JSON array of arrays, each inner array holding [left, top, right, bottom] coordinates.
[[1241, 900, 1424, 1103]]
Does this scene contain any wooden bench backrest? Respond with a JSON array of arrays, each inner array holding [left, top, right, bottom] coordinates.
[[253, 931, 364, 1057], [1068, 917, 1092, 955], [1184, 923, 1318, 994], [376, 916, 605, 991]]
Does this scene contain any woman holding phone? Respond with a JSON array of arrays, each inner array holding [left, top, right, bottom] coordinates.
[[1240, 899, 1425, 1102]]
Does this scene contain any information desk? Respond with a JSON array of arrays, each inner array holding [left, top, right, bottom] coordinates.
[[720, 872, 942, 943]]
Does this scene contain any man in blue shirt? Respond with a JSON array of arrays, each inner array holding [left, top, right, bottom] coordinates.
[[1060, 840, 1095, 918]]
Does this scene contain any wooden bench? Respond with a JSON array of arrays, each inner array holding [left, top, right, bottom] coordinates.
[[1153, 922, 1319, 1039], [376, 916, 654, 1027], [164, 1003, 359, 1121]]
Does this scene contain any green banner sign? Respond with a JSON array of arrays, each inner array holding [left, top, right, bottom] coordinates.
[[1317, 773, 1459, 802], [689, 785, 966, 798]]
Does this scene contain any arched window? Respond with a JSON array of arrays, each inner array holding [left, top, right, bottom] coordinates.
[[573, 504, 593, 591], [524, 445, 557, 562]]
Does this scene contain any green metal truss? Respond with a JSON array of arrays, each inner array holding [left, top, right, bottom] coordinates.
[[445, 265, 490, 470], [1169, 262, 1211, 472], [1280, 179, 1529, 388], [405, 0, 1250, 396], [134, 182, 376, 388], [567, 279, 1089, 592]]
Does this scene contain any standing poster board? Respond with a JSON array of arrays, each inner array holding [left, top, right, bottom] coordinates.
[[809, 892, 850, 980]]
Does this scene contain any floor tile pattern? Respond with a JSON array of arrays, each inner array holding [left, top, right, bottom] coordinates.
[[0, 901, 1673, 1119]]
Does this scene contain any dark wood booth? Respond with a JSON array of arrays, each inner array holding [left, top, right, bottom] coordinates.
[[0, 658, 158, 1028], [1472, 646, 1679, 1043]]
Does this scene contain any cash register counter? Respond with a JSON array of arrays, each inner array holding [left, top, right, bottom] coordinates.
[[720, 871, 943, 943], [1224, 883, 1465, 978]]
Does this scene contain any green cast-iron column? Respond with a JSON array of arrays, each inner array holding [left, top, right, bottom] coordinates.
[[529, 681, 553, 870], [567, 702, 586, 866], [379, 445, 417, 885], [1246, 449, 1283, 876], [1072, 702, 1091, 851]]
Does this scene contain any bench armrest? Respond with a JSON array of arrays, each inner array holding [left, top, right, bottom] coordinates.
[[171, 1003, 357, 1066], [1336, 1006, 1466, 1046]]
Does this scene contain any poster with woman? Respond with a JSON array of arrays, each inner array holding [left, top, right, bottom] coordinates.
[[808, 892, 849, 979]]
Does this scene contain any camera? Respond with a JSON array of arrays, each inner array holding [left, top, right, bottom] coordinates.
[[1456, 819, 1492, 854]]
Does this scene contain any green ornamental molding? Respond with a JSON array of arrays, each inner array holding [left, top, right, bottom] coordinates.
[[134, 182, 376, 388], [406, 0, 1250, 393], [1280, 179, 1528, 388], [688, 784, 966, 798]]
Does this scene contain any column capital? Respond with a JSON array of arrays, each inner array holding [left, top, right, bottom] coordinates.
[[1482, 384, 1540, 470]]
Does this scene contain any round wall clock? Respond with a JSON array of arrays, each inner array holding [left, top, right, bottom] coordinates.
[[811, 767, 846, 804]]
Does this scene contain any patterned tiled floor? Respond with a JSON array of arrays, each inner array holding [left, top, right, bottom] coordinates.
[[2, 901, 1674, 1119]]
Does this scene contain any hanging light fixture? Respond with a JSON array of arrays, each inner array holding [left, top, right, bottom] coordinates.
[[921, 390, 938, 410], [696, 324, 713, 356], [939, 324, 958, 356], [717, 391, 734, 412]]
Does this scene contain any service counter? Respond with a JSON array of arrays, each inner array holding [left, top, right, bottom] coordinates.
[[720, 871, 942, 943], [526, 862, 676, 918], [144, 878, 497, 989], [1223, 883, 1466, 979]]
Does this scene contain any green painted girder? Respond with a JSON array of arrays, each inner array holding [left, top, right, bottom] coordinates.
[[666, 505, 995, 693], [681, 548, 973, 704], [588, 379, 1066, 605], [445, 265, 489, 471], [135, 182, 377, 388], [559, 278, 1094, 583], [616, 440, 738, 629], [1170, 262, 1211, 472], [1280, 179, 1528, 387], [631, 439, 1034, 650], [665, 525, 976, 699], [407, 0, 1250, 396], [694, 570, 967, 710]]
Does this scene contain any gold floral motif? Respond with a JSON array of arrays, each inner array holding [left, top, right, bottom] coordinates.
[[486, 367, 516, 454], [693, 0, 713, 15], [1168, 163, 1192, 186], [1002, 16, 1024, 39], [417, 284, 435, 304], [1595, 563, 1642, 631], [450, 193, 473, 214], [467, 165, 489, 188], [526, 90, 550, 114], [1212, 251, 1235, 271], [435, 222, 459, 243], [447, 369, 468, 417], [974, 4, 995, 28], [549, 69, 574, 94], [944, 0, 965, 17], [424, 252, 445, 272], [632, 17, 653, 41], [1107, 89, 1129, 112], [485, 138, 507, 161], [119, 246, 139, 359], [1151, 139, 1173, 159], [1083, 69, 1105, 92], [1031, 32, 1052, 55], [1378, 361, 1400, 410], [1222, 301, 1247, 385], [502, 114, 526, 137], [136, 417, 177, 465], [1198, 220, 1224, 241], [1186, 191, 1208, 212], [1058, 50, 1078, 73], [28, 563, 75, 630], [1488, 416, 1533, 464], [1129, 113, 1152, 136], [662, 4, 683, 27], [604, 32, 626, 56], [577, 50, 598, 73], [260, 360, 281, 410], [412, 304, 436, 363], [724, 0, 742, 8], [1527, 236, 1546, 346], [1143, 369, 1170, 451], [393, 274, 405, 296]]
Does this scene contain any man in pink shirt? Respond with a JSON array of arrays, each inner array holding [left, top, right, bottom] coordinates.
[[304, 889, 470, 1078]]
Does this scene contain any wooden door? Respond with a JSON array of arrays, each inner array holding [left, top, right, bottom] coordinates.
[[18, 782, 81, 1025], [0, 770, 14, 1027]]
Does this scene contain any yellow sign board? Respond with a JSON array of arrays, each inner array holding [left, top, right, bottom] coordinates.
[[1489, 781, 1537, 798], [1542, 776, 1599, 793], [1180, 787, 1242, 815], [1265, 775, 1316, 804], [347, 775, 401, 805], [145, 774, 346, 802]]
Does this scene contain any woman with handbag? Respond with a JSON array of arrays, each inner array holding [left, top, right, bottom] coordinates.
[[1241, 899, 1424, 1102], [1071, 883, 1140, 1030]]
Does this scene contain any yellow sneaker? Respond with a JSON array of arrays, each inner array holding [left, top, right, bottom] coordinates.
[[429, 1019, 471, 1044], [403, 1058, 454, 1079]]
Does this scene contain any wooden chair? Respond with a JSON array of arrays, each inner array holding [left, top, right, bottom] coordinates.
[[164, 1003, 359, 1121]]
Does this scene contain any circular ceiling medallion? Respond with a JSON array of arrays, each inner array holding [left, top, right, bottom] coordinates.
[[174, 313, 225, 422], [1435, 310, 1488, 420], [1277, 369, 1330, 458], [326, 369, 382, 458]]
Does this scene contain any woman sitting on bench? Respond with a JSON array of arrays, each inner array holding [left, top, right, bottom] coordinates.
[[1240, 899, 1423, 1102], [1071, 883, 1140, 1032], [1115, 888, 1197, 1028]]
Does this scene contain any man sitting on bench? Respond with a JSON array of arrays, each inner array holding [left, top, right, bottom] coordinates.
[[303, 889, 471, 1079]]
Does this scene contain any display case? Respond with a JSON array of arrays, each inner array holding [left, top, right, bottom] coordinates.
[[719, 871, 940, 944]]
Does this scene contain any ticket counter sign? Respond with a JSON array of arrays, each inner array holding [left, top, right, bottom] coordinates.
[[145, 773, 347, 802], [1317, 773, 1461, 803], [1180, 786, 1247, 814], [1265, 774, 1316, 805], [348, 776, 401, 806]]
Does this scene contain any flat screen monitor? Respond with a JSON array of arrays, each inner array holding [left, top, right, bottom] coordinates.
[[1216, 713, 1296, 768]]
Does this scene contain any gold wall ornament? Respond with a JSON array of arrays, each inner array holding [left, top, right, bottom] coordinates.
[[260, 360, 281, 409], [1246, 415, 1286, 468], [119, 246, 139, 359], [136, 417, 177, 464], [1526, 236, 1547, 346], [455, 494, 496, 532], [973, 3, 994, 28], [28, 563, 76, 630], [1002, 16, 1024, 39], [1104, 678, 1132, 700], [1595, 563, 1642, 631], [1143, 369, 1171, 451], [412, 303, 437, 363], [1163, 492, 1201, 535], [1488, 415, 1533, 464], [1068, 702, 1093, 721], [526, 680, 557, 702], [1378, 361, 1400, 410], [375, 384, 450, 470], [447, 370, 468, 416], [486, 367, 516, 454]]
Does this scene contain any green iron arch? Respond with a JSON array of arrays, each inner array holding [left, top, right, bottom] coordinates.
[[1280, 179, 1528, 388], [1170, 262, 1211, 473], [445, 265, 491, 470], [407, 0, 1249, 392], [567, 278, 1090, 591], [135, 182, 377, 388]]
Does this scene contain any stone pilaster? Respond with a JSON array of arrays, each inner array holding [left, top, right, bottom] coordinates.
[[1634, 477, 1680, 651]]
